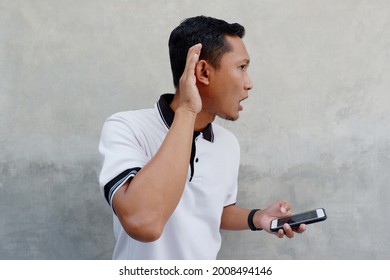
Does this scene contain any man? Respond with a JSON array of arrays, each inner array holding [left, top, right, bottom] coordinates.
[[99, 16, 305, 260]]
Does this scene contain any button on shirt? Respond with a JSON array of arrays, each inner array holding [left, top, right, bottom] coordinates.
[[99, 94, 240, 259]]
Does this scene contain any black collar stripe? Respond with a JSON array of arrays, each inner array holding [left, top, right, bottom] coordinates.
[[157, 101, 170, 129]]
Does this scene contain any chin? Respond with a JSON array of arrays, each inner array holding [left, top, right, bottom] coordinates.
[[218, 110, 240, 121], [224, 114, 239, 121]]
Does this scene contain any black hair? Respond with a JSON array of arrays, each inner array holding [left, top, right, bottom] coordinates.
[[168, 15, 245, 88]]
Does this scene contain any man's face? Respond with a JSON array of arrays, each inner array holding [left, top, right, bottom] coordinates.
[[202, 35, 253, 121]]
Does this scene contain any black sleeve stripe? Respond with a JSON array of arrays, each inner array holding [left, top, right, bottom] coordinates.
[[104, 167, 141, 206]]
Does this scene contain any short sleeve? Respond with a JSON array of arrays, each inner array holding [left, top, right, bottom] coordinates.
[[98, 112, 149, 209]]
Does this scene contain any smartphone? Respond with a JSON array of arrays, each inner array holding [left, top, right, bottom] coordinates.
[[270, 208, 327, 232]]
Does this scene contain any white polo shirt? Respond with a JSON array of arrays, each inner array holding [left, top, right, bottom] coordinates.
[[99, 94, 240, 259]]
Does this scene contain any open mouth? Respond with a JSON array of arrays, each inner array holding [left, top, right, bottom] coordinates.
[[239, 97, 248, 109]]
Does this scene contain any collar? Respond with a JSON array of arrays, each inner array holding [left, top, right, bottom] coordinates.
[[157, 94, 214, 142]]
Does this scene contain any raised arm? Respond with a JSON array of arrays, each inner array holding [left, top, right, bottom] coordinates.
[[112, 44, 203, 242]]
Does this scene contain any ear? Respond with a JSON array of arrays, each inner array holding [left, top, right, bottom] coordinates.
[[195, 60, 210, 85]]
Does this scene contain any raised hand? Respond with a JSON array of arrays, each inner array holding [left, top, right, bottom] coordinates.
[[178, 43, 203, 115]]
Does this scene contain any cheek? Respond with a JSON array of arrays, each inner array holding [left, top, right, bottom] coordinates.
[[210, 71, 241, 101]]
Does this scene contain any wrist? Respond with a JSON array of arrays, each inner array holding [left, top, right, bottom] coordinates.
[[248, 209, 263, 231], [175, 107, 198, 120]]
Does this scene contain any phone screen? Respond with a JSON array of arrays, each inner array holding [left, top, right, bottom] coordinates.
[[277, 210, 317, 226]]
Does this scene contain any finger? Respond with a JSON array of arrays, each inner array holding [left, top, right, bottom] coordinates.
[[277, 229, 284, 238], [296, 224, 306, 233], [183, 43, 202, 79], [279, 200, 291, 215], [283, 223, 294, 238]]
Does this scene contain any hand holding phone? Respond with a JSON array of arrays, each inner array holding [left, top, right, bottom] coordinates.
[[270, 208, 327, 232]]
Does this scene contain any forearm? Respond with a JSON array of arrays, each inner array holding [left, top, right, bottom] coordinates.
[[220, 205, 252, 230], [221, 205, 268, 231], [112, 108, 196, 241]]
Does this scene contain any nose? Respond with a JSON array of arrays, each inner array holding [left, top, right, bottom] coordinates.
[[245, 73, 253, 91]]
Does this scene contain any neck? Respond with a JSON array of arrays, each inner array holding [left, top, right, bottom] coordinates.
[[170, 93, 215, 132]]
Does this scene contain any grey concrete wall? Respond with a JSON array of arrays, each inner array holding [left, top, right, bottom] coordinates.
[[1, 0, 389, 259]]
